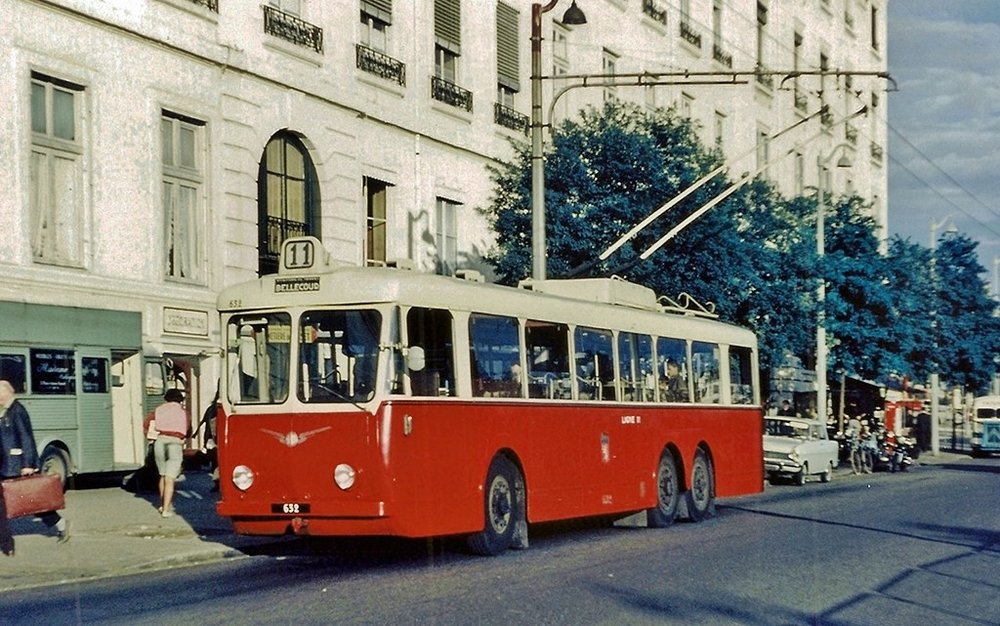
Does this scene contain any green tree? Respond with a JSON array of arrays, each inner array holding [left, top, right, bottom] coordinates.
[[883, 236, 936, 381], [933, 234, 1000, 392], [481, 101, 816, 371], [820, 195, 898, 381]]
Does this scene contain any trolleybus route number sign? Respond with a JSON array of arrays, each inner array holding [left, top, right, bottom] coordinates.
[[283, 240, 315, 269]]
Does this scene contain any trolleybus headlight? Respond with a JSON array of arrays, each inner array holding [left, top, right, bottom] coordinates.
[[334, 464, 356, 490], [232, 464, 255, 491]]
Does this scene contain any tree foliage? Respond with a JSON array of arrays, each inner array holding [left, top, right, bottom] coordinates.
[[932, 235, 1000, 391], [479, 101, 999, 393]]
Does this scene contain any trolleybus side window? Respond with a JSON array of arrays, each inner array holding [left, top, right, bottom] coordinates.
[[692, 341, 721, 404], [406, 307, 455, 397], [0, 354, 27, 393], [574, 326, 614, 401], [729, 345, 754, 405], [525, 320, 571, 399], [469, 313, 523, 398], [656, 337, 689, 403], [618, 332, 655, 402], [226, 314, 291, 404], [298, 309, 381, 403]]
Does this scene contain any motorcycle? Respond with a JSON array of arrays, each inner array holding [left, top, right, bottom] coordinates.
[[872, 430, 913, 472]]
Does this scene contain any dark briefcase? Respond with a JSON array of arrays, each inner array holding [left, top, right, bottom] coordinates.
[[2, 474, 65, 520]]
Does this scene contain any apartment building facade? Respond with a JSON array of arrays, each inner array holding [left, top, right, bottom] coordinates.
[[0, 0, 887, 475]]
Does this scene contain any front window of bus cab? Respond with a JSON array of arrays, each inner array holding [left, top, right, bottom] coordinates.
[[298, 309, 381, 403], [227, 313, 291, 404]]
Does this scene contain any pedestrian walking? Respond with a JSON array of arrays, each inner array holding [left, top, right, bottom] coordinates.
[[144, 388, 189, 517], [847, 414, 863, 475], [0, 481, 13, 556], [0, 379, 70, 549]]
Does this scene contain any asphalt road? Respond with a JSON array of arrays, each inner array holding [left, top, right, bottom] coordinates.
[[3, 458, 998, 626]]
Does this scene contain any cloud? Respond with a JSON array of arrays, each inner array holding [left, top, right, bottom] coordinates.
[[888, 2, 1000, 267]]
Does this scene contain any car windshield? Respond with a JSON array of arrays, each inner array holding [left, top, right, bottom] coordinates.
[[765, 418, 810, 439]]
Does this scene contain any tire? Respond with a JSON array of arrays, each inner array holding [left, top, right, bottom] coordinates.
[[467, 456, 522, 556], [685, 449, 715, 522], [820, 460, 833, 483], [40, 447, 70, 490], [795, 463, 808, 486], [647, 449, 680, 528]]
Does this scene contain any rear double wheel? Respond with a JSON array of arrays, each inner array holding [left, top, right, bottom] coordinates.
[[685, 448, 715, 522], [647, 449, 680, 527]]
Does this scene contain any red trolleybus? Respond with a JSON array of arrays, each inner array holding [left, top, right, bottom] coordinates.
[[216, 237, 763, 555]]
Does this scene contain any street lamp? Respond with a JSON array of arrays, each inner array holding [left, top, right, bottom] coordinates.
[[927, 217, 955, 456], [531, 1, 586, 281], [816, 144, 852, 428]]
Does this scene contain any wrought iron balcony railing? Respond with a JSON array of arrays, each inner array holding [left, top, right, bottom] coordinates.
[[494, 103, 528, 133], [845, 124, 858, 145], [642, 0, 667, 25], [263, 5, 323, 54], [712, 44, 733, 68], [264, 216, 308, 259], [820, 106, 834, 127], [431, 76, 473, 112], [356, 44, 406, 86], [191, 0, 219, 13], [680, 21, 702, 48], [870, 142, 883, 163], [755, 66, 774, 90], [190, 0, 218, 11], [794, 89, 808, 112]]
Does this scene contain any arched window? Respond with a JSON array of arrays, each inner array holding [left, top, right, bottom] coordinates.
[[257, 131, 320, 276]]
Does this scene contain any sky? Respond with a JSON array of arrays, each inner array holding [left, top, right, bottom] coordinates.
[[887, 1, 1000, 290]]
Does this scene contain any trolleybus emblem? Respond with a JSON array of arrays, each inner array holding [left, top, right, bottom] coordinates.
[[260, 426, 332, 448]]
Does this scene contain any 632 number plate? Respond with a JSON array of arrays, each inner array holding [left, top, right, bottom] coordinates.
[[271, 503, 311, 514]]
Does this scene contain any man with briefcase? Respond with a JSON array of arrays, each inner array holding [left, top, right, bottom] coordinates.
[[0, 379, 70, 556]]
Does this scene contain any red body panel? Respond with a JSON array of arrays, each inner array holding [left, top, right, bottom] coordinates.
[[217, 400, 763, 538]]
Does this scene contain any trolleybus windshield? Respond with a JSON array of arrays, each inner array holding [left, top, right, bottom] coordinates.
[[226, 310, 383, 405]]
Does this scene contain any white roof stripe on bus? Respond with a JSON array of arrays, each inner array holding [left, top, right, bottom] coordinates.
[[218, 267, 755, 345]]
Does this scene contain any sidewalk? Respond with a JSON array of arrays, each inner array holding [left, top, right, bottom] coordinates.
[[1, 471, 282, 592]]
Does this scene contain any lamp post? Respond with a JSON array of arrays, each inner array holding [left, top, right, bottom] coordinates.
[[927, 216, 954, 456], [531, 1, 586, 281], [816, 144, 852, 428]]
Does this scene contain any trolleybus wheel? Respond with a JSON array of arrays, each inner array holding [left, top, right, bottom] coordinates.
[[647, 449, 680, 528], [468, 456, 521, 556], [685, 449, 715, 522], [40, 447, 70, 490]]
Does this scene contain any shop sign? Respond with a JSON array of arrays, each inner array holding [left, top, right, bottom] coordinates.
[[163, 307, 209, 337]]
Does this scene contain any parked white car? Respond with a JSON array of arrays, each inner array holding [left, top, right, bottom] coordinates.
[[763, 416, 839, 485]]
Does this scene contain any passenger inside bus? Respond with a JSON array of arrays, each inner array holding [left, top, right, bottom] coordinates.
[[661, 360, 689, 402], [406, 307, 455, 397]]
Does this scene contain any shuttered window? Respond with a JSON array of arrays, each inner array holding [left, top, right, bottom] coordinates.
[[361, 0, 392, 25], [434, 0, 461, 55], [496, 2, 520, 92]]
